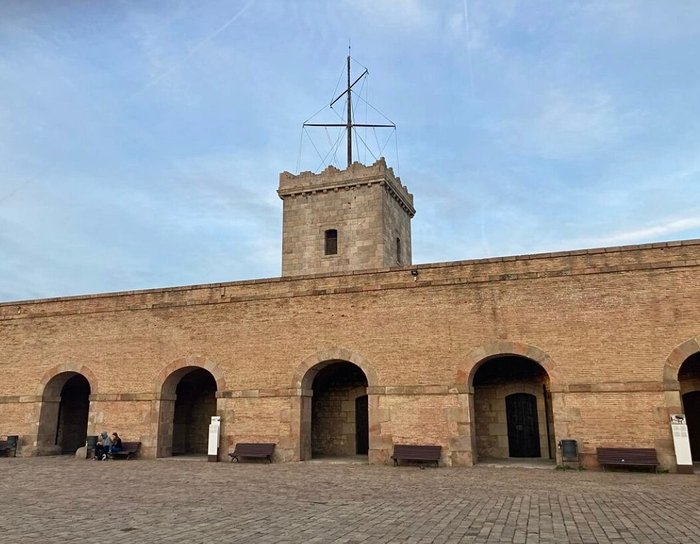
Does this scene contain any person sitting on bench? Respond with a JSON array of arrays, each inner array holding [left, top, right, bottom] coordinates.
[[95, 431, 112, 461], [107, 432, 123, 458]]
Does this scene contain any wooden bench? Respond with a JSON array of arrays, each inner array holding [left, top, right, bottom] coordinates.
[[229, 443, 275, 463], [108, 442, 141, 460], [0, 436, 18, 457], [597, 447, 658, 473], [391, 444, 441, 468]]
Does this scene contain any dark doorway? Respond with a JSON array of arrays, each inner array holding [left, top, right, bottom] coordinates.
[[56, 374, 91, 453], [472, 356, 552, 461], [682, 391, 700, 461], [355, 395, 368, 454], [506, 393, 541, 458], [172, 368, 217, 455], [309, 361, 368, 458]]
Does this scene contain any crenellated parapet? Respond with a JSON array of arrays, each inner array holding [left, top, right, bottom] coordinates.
[[279, 158, 415, 217]]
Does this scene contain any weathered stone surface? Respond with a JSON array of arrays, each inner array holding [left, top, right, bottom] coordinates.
[[279, 158, 414, 276]]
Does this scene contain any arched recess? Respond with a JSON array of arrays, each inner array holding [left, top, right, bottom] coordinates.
[[155, 357, 225, 458], [294, 349, 377, 461], [293, 348, 378, 390], [462, 341, 560, 388], [665, 337, 700, 462], [464, 342, 557, 463], [37, 365, 96, 454]]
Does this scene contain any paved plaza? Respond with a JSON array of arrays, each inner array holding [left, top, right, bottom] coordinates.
[[1, 456, 699, 543]]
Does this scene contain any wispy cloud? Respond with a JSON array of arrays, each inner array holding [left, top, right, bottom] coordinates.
[[527, 90, 635, 159], [346, 0, 437, 30], [573, 216, 700, 249], [131, 0, 256, 98]]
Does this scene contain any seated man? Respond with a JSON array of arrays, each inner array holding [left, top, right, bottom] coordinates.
[[94, 431, 111, 461]]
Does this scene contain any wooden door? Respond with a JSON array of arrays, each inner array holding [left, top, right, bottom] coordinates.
[[355, 395, 368, 455], [506, 393, 541, 458]]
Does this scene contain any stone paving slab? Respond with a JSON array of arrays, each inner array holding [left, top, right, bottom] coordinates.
[[0, 457, 698, 543]]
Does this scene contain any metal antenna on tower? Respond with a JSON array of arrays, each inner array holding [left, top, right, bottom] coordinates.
[[303, 54, 395, 168]]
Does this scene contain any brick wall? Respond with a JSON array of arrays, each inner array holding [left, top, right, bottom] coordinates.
[[0, 239, 698, 469]]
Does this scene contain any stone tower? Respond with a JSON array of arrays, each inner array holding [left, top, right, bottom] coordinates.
[[278, 158, 415, 276]]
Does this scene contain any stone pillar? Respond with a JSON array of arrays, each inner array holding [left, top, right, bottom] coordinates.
[[447, 391, 474, 466], [156, 394, 176, 458], [368, 390, 391, 464], [299, 390, 312, 461], [35, 396, 61, 455]]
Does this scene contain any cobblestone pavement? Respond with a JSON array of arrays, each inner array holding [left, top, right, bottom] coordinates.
[[1, 457, 699, 543]]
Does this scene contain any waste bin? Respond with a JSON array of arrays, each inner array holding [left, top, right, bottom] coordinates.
[[6, 435, 18, 457], [559, 439, 578, 461]]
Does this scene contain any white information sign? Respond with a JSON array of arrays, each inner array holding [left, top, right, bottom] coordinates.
[[208, 416, 221, 461], [670, 414, 693, 470]]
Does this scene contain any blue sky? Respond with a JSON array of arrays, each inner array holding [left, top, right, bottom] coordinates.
[[1, 0, 699, 302]]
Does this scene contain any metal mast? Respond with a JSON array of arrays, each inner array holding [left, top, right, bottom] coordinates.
[[303, 55, 395, 168], [346, 54, 352, 168]]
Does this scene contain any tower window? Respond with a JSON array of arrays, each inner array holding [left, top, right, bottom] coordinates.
[[325, 229, 338, 255], [396, 237, 401, 264]]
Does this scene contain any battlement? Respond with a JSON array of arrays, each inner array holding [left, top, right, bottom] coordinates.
[[278, 158, 414, 215]]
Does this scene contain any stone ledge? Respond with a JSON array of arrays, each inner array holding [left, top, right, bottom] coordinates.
[[565, 381, 665, 393], [0, 395, 43, 404], [90, 393, 159, 401]]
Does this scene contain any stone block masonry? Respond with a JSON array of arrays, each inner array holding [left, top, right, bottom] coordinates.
[[279, 158, 414, 276]]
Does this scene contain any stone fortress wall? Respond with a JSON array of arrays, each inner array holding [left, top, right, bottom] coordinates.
[[2, 238, 699, 469]]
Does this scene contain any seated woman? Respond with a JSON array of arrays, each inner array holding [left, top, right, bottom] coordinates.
[[107, 432, 123, 458]]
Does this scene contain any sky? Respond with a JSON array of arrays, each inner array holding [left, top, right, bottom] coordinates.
[[1, 0, 700, 302]]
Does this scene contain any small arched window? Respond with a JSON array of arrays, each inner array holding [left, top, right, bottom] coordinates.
[[325, 229, 338, 255], [396, 237, 401, 264]]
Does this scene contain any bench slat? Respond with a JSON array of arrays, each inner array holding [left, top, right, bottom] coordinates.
[[109, 442, 141, 460], [229, 443, 275, 463], [391, 445, 441, 467], [596, 448, 658, 472]]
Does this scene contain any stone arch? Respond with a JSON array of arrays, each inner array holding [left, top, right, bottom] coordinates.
[[36, 364, 96, 455], [292, 347, 378, 391], [153, 355, 227, 395], [37, 362, 98, 397], [155, 357, 224, 458], [662, 336, 700, 386], [463, 341, 558, 463], [293, 348, 377, 461], [663, 336, 700, 462], [460, 341, 560, 390]]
